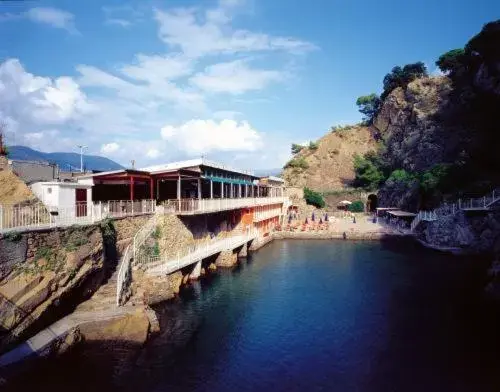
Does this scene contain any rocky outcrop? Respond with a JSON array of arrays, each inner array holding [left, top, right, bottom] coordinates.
[[0, 215, 151, 354], [282, 125, 377, 191], [0, 225, 105, 353], [374, 76, 456, 173], [418, 210, 500, 252]]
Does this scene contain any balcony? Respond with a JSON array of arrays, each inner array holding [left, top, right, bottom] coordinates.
[[163, 196, 287, 215]]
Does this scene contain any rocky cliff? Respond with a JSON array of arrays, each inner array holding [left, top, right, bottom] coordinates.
[[282, 125, 377, 191]]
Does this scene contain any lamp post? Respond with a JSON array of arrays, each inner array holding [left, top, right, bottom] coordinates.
[[77, 145, 87, 173]]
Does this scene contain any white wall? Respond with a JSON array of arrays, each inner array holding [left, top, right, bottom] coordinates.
[[58, 186, 76, 208]]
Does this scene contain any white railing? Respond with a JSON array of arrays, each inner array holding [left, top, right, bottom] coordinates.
[[410, 210, 438, 232], [138, 231, 257, 276], [116, 244, 133, 306], [0, 199, 157, 233], [133, 213, 160, 259], [410, 187, 500, 232], [163, 197, 287, 215], [253, 204, 283, 222]]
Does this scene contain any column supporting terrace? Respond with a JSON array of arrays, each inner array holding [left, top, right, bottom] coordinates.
[[177, 175, 181, 200]]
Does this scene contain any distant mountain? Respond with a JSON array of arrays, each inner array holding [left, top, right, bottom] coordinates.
[[8, 146, 124, 172]]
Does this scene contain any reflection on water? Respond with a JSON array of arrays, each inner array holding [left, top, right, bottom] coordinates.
[[5, 239, 500, 392]]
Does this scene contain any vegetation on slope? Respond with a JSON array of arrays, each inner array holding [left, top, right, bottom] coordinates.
[[304, 187, 325, 208], [282, 124, 377, 191], [352, 19, 500, 210]]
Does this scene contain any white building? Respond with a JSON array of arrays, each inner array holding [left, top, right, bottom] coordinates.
[[30, 182, 93, 217]]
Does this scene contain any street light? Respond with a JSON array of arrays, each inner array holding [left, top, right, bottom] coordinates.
[[77, 145, 87, 173]]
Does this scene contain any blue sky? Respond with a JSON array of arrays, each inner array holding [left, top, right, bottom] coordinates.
[[1, 0, 499, 170]]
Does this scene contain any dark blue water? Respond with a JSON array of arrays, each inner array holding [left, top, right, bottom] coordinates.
[[5, 239, 500, 391], [135, 239, 500, 392]]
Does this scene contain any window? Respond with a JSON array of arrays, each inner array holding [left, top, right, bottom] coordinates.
[[47, 188, 52, 194]]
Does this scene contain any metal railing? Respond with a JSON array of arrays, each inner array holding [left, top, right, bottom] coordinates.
[[0, 199, 157, 233], [163, 196, 287, 215], [410, 210, 438, 232], [138, 231, 257, 276], [116, 244, 133, 306], [410, 188, 500, 232], [253, 204, 283, 222]]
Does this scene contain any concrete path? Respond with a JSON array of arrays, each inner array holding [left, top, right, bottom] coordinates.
[[0, 269, 137, 368]]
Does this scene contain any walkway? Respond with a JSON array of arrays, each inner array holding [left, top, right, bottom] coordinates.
[[163, 197, 286, 215], [0, 268, 137, 368], [411, 187, 500, 232], [143, 234, 256, 276]]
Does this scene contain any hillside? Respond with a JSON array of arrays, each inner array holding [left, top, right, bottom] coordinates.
[[0, 170, 36, 205], [8, 146, 124, 172], [282, 125, 377, 191], [361, 20, 500, 211]]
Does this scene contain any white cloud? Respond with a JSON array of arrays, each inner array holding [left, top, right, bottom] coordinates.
[[76, 64, 206, 112], [146, 148, 161, 159], [101, 142, 120, 154], [120, 54, 193, 82], [105, 18, 132, 28], [154, 5, 316, 58], [160, 119, 262, 154], [26, 7, 78, 33], [0, 0, 316, 170], [102, 4, 145, 28], [191, 59, 283, 94], [0, 59, 91, 128]]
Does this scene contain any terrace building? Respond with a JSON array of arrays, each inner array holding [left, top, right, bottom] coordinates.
[[74, 158, 287, 235]]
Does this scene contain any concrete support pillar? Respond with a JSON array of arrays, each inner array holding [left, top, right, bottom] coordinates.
[[210, 180, 213, 199], [130, 176, 135, 201], [177, 176, 181, 200], [189, 260, 202, 280], [197, 178, 201, 200], [237, 243, 248, 258], [221, 181, 224, 198], [238, 184, 241, 198]]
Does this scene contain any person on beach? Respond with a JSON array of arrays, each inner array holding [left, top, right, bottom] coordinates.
[[353, 216, 356, 224], [312, 212, 315, 222], [325, 213, 328, 222]]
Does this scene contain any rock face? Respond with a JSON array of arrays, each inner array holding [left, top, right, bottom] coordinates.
[[0, 215, 150, 354], [282, 125, 377, 191], [419, 210, 500, 252], [0, 225, 105, 353], [375, 76, 456, 173]]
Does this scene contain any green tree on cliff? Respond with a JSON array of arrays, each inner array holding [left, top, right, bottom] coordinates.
[[356, 94, 381, 124], [381, 62, 428, 100], [291, 143, 305, 154], [436, 48, 467, 76], [0, 123, 8, 157], [353, 152, 386, 191]]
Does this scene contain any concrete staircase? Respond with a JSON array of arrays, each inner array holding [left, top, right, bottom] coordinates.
[[75, 270, 120, 313]]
